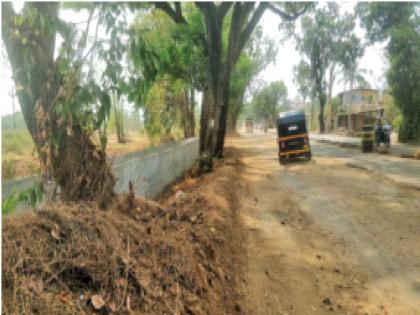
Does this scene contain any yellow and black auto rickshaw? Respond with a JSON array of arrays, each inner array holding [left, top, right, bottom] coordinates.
[[361, 125, 375, 152], [277, 111, 311, 165], [245, 118, 254, 133]]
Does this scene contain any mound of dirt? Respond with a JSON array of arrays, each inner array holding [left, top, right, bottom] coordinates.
[[2, 158, 245, 315]]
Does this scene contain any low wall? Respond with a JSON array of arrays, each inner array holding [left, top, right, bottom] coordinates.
[[112, 137, 198, 197], [2, 137, 199, 210]]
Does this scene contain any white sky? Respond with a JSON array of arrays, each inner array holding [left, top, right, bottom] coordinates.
[[0, 1, 389, 116]]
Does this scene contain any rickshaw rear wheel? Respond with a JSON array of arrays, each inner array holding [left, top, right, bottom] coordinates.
[[279, 157, 287, 165], [362, 143, 372, 152], [305, 152, 312, 161]]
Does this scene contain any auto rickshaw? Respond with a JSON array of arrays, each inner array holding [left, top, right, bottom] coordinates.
[[361, 125, 375, 152], [374, 117, 391, 149], [245, 118, 254, 133], [277, 111, 311, 165]]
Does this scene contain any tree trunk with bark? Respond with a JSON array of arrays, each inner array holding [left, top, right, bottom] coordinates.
[[318, 93, 326, 134], [212, 72, 231, 157], [2, 2, 115, 208], [326, 63, 336, 132], [156, 2, 308, 170], [199, 87, 216, 171], [313, 48, 326, 134], [227, 102, 242, 133], [181, 88, 195, 138]]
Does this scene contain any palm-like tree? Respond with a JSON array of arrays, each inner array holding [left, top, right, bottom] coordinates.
[[339, 65, 371, 90]]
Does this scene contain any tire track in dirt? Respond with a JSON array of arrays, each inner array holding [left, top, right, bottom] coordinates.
[[228, 133, 420, 315]]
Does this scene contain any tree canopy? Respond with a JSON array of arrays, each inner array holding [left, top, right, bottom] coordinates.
[[294, 3, 358, 133], [251, 81, 289, 127], [357, 2, 420, 141]]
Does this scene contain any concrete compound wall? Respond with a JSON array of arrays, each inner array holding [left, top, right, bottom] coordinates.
[[112, 137, 198, 197], [2, 137, 199, 210]]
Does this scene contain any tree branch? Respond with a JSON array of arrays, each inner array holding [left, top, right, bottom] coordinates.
[[266, 2, 311, 21], [84, 10, 102, 74], [153, 2, 187, 24], [218, 2, 233, 20], [235, 3, 268, 64], [80, 7, 95, 59]]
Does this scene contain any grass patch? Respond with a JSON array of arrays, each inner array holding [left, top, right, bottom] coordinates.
[[2, 129, 35, 157]]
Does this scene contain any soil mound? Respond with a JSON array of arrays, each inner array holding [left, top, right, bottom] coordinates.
[[2, 172, 244, 315]]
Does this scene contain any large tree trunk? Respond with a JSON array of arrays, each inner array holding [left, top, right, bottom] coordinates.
[[213, 72, 230, 158], [314, 56, 326, 134], [327, 64, 336, 132], [2, 2, 115, 207], [347, 74, 355, 135], [187, 89, 196, 137], [199, 87, 215, 171], [111, 91, 125, 144], [181, 88, 195, 138], [227, 103, 241, 133], [319, 93, 326, 134]]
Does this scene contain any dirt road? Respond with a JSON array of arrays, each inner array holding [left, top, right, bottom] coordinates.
[[228, 132, 420, 315]]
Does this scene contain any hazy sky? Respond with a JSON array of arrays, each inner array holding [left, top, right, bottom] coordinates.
[[0, 2, 388, 116]]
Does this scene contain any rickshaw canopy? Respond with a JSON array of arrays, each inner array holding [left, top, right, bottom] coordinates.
[[277, 111, 307, 137]]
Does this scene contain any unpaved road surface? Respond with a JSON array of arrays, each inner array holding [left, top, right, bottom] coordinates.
[[228, 132, 420, 315]]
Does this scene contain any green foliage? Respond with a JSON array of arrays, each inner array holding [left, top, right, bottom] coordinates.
[[356, 3, 414, 42], [228, 55, 253, 129], [129, 6, 206, 105], [293, 60, 312, 101], [251, 81, 289, 125], [388, 19, 420, 141], [143, 78, 176, 138], [228, 26, 278, 129], [294, 3, 358, 132], [3, 2, 123, 150], [296, 3, 357, 99], [357, 2, 420, 141], [338, 34, 366, 90], [382, 91, 402, 130], [2, 129, 34, 156], [2, 182, 44, 215]]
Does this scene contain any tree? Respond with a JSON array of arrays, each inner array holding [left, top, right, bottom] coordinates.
[[227, 26, 277, 132], [142, 77, 177, 138], [251, 81, 289, 128], [382, 90, 401, 129], [357, 2, 420, 141], [336, 34, 367, 133], [110, 90, 125, 143], [228, 54, 255, 132], [129, 6, 206, 140], [1, 2, 117, 207], [293, 60, 313, 102], [154, 2, 310, 171], [295, 3, 356, 133]]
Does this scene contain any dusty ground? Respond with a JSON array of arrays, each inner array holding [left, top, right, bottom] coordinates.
[[227, 132, 420, 315], [3, 130, 419, 314]]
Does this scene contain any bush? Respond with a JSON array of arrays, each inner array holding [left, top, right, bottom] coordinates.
[[2, 159, 16, 181], [2, 130, 34, 156]]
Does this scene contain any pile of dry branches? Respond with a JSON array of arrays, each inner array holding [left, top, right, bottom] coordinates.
[[2, 187, 242, 315]]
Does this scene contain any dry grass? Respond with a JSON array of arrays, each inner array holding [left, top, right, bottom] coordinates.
[[2, 155, 246, 315], [2, 130, 152, 181], [104, 131, 151, 159]]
